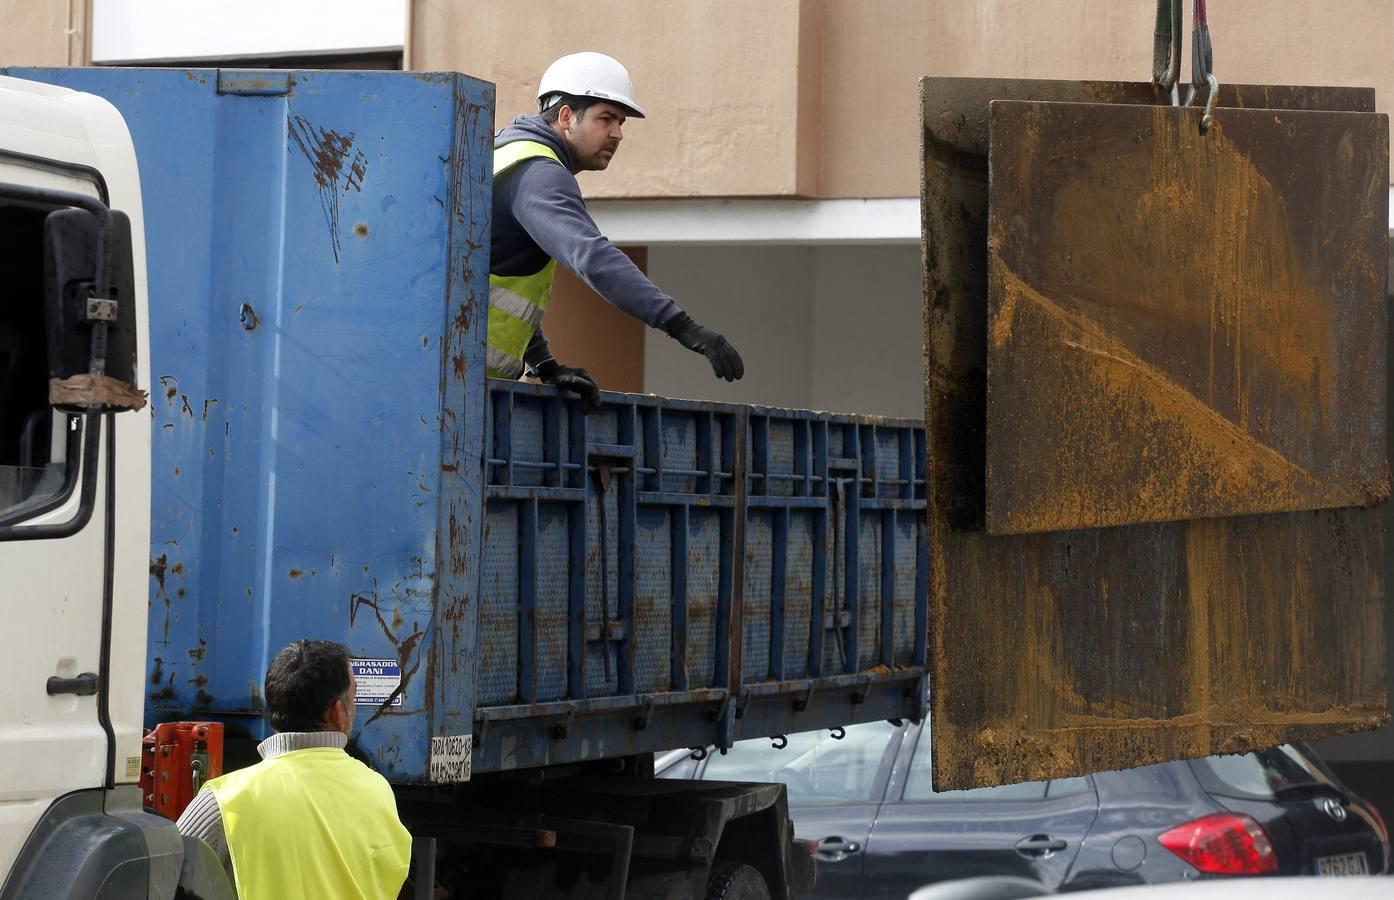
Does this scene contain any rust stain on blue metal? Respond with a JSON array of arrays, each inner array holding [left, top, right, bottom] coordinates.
[[422, 76, 495, 782], [287, 115, 368, 263]]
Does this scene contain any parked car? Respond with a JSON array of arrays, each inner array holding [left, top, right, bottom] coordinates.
[[657, 720, 1389, 898]]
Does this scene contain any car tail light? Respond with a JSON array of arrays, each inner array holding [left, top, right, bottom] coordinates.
[[1159, 813, 1278, 875]]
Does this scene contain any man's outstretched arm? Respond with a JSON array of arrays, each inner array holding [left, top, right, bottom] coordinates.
[[508, 162, 743, 381]]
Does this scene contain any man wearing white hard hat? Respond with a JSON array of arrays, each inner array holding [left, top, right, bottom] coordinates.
[[488, 51, 744, 411]]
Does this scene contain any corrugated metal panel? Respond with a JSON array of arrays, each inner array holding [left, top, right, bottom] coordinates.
[[922, 76, 1390, 791], [477, 386, 929, 772]]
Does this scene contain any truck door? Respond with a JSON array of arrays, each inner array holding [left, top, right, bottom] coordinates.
[[0, 163, 134, 879]]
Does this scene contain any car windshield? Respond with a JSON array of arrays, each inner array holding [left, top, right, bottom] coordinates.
[[700, 721, 898, 806], [1192, 745, 1326, 799]]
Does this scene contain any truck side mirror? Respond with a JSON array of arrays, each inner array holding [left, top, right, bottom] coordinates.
[[0, 187, 140, 543], [43, 207, 139, 402]]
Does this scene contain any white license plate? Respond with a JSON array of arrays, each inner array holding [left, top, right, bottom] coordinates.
[[1315, 852, 1369, 876]]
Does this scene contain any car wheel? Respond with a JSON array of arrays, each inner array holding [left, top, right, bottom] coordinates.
[[705, 862, 770, 900]]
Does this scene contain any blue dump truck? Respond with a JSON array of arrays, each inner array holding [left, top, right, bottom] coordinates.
[[0, 68, 926, 898]]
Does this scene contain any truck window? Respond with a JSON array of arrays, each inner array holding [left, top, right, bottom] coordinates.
[[0, 202, 78, 526]]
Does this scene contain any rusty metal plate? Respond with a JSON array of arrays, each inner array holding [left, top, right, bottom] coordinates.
[[986, 101, 1389, 534], [923, 77, 1390, 790]]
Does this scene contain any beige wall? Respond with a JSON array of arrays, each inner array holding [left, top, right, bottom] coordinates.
[[8, 1, 1388, 194], [410, 0, 1394, 199], [412, 0, 818, 198], [818, 0, 1394, 197], [0, 0, 89, 67]]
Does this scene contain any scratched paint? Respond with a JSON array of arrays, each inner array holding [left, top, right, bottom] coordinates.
[[923, 77, 1389, 791], [287, 115, 368, 263]]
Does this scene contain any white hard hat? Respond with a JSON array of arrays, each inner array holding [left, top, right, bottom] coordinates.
[[538, 52, 646, 119]]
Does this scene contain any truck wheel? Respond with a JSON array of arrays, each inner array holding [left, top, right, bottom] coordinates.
[[705, 862, 771, 900]]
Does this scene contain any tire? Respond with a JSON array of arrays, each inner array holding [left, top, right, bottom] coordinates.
[[704, 862, 771, 900]]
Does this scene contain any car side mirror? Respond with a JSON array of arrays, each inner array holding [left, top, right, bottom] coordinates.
[[43, 206, 140, 407]]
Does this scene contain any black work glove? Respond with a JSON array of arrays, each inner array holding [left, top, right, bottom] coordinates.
[[663, 313, 744, 382], [534, 358, 602, 414]]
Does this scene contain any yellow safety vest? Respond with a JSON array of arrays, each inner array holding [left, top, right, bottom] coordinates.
[[206, 747, 411, 900], [488, 140, 564, 379]]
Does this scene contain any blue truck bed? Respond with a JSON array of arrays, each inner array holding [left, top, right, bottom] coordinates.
[[9, 67, 928, 784]]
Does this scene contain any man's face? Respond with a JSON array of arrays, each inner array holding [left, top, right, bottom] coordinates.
[[559, 101, 627, 172]]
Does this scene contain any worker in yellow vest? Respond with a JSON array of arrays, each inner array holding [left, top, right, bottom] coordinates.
[[490, 52, 744, 411], [176, 640, 411, 899]]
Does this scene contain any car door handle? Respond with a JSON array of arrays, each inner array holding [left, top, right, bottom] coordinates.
[[816, 837, 862, 857], [1015, 835, 1067, 856], [47, 673, 99, 696]]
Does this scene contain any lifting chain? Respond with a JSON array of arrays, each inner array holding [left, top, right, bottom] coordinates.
[[1152, 0, 1220, 133]]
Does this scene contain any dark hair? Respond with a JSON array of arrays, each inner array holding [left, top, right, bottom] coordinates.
[[264, 639, 351, 733], [540, 92, 600, 124]]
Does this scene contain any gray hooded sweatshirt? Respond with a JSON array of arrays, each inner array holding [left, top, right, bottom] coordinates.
[[491, 114, 682, 368]]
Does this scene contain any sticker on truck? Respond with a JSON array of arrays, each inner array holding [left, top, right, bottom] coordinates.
[[430, 734, 472, 783], [351, 658, 403, 706]]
